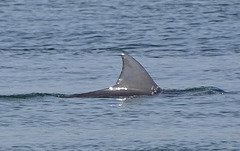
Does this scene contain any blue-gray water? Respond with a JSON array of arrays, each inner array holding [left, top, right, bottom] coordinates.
[[1, 0, 240, 150]]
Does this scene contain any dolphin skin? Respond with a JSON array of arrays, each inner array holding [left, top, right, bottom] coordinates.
[[69, 53, 161, 98]]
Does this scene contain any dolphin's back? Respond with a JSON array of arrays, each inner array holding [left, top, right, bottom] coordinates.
[[69, 53, 161, 98]]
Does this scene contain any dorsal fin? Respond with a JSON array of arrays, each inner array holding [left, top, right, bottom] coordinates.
[[111, 53, 160, 95], [68, 53, 161, 98]]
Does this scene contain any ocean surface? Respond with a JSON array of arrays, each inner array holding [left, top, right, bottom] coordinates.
[[1, 0, 240, 150]]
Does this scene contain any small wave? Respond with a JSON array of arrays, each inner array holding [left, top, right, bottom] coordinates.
[[162, 86, 225, 97]]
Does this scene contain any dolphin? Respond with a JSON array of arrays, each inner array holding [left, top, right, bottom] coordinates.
[[69, 53, 161, 98]]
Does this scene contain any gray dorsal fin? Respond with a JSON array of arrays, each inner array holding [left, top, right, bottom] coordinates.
[[111, 53, 160, 95]]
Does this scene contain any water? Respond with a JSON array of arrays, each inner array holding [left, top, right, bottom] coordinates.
[[1, 0, 240, 150]]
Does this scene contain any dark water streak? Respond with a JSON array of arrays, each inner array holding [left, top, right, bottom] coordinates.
[[0, 86, 225, 99]]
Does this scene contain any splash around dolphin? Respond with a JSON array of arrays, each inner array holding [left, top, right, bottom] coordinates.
[[69, 53, 161, 98]]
